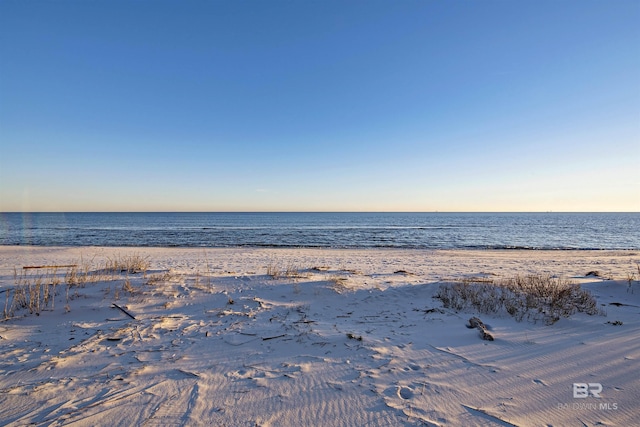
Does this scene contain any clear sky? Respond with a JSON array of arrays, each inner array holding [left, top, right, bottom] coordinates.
[[1, 0, 638, 212]]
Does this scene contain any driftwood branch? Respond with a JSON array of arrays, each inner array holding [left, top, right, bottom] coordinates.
[[112, 303, 136, 320], [23, 265, 78, 270], [262, 334, 286, 341]]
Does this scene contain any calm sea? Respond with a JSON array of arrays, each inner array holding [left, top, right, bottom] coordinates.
[[0, 212, 638, 250]]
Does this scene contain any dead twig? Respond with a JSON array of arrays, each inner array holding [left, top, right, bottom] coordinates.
[[262, 334, 286, 341], [112, 303, 136, 320]]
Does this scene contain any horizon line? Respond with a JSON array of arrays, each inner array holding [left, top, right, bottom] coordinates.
[[2, 211, 639, 214]]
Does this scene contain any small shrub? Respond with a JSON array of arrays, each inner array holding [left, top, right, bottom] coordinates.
[[435, 274, 602, 324]]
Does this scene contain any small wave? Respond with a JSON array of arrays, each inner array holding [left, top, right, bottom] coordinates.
[[0, 212, 638, 250]]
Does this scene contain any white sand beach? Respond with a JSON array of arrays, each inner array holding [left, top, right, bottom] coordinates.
[[0, 246, 638, 426]]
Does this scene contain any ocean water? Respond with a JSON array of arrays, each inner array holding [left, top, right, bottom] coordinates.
[[0, 212, 638, 250]]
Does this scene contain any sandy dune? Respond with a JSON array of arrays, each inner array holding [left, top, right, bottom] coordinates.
[[1, 247, 638, 426]]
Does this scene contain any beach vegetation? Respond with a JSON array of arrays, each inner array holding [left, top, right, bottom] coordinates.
[[2, 253, 153, 320], [5, 267, 64, 318], [435, 274, 602, 324], [266, 262, 308, 280], [626, 263, 640, 294], [106, 253, 150, 275], [329, 274, 349, 293], [266, 262, 281, 279], [122, 276, 134, 294], [146, 270, 179, 285]]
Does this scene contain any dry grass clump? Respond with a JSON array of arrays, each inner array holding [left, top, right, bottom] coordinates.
[[266, 263, 281, 279], [3, 253, 153, 320], [122, 276, 134, 294], [435, 274, 602, 325], [6, 269, 59, 319], [4, 266, 65, 318], [266, 262, 309, 280], [146, 270, 179, 286], [328, 274, 349, 293], [106, 254, 150, 275], [626, 263, 640, 294]]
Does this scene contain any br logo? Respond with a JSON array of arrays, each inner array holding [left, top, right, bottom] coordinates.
[[573, 383, 602, 398]]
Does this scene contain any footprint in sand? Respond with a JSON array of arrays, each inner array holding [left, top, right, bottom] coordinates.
[[398, 386, 414, 400], [403, 364, 420, 372]]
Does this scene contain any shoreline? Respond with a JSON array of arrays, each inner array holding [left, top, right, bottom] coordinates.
[[1, 245, 638, 285], [3, 244, 639, 251]]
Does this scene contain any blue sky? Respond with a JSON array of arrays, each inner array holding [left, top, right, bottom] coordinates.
[[1, 0, 638, 212]]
